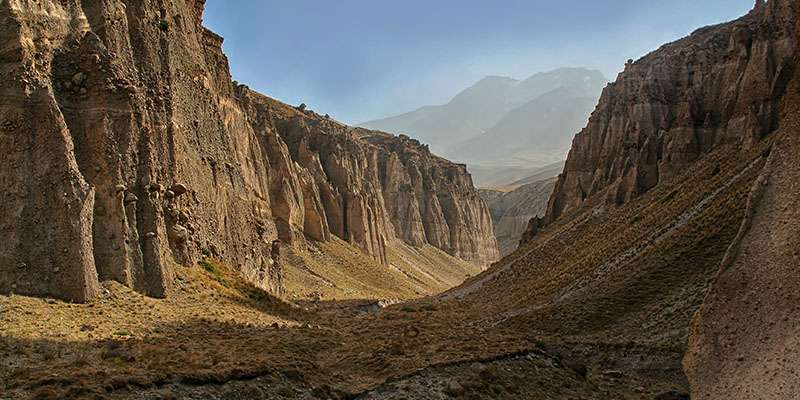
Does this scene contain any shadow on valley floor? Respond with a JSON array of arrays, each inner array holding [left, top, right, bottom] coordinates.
[[1, 268, 688, 399], [0, 316, 690, 400], [2, 141, 765, 400]]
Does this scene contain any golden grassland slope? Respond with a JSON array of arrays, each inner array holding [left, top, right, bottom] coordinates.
[[0, 259, 684, 400], [281, 237, 483, 301], [450, 139, 769, 349]]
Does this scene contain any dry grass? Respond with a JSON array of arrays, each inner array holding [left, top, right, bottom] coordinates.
[[281, 237, 481, 302]]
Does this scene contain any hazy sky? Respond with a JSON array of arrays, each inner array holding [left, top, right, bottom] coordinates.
[[205, 0, 754, 124]]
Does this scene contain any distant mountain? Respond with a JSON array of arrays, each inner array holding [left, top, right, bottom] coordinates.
[[501, 161, 564, 190], [450, 84, 602, 167], [360, 76, 518, 154], [360, 68, 608, 163], [360, 68, 607, 186], [468, 160, 564, 190]]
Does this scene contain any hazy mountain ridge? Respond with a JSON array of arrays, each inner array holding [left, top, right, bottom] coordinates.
[[467, 160, 563, 191], [360, 68, 608, 171], [451, 84, 602, 166], [360, 75, 519, 153]]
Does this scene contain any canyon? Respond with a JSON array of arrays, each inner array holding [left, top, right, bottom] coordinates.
[[480, 177, 556, 256], [1, 0, 799, 399]]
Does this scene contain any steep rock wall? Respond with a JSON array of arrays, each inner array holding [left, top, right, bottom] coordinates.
[[684, 6, 800, 397], [541, 0, 796, 227], [238, 90, 499, 267], [368, 133, 499, 265], [0, 0, 498, 302], [480, 177, 556, 256]]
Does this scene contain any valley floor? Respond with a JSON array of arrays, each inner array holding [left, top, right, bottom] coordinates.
[[282, 238, 483, 302], [0, 261, 687, 400]]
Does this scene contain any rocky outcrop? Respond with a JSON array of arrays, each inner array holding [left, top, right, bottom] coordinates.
[[0, 0, 284, 302], [0, 0, 497, 302], [480, 177, 556, 256], [506, 0, 799, 396], [367, 133, 499, 264], [684, 131, 800, 399], [684, 7, 800, 397], [540, 0, 797, 228], [237, 90, 499, 268]]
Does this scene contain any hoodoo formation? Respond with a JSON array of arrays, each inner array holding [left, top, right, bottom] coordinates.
[[1, 1, 799, 399]]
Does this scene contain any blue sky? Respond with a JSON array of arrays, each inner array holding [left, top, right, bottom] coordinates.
[[204, 0, 754, 124]]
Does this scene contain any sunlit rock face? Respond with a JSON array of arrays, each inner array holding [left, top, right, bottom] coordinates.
[[0, 0, 498, 302]]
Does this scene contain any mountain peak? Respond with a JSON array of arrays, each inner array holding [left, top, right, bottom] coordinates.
[[475, 75, 520, 84], [361, 66, 606, 167]]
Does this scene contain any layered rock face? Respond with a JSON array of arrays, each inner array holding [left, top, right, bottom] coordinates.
[[366, 133, 499, 264], [506, 0, 798, 396], [542, 0, 797, 226], [480, 177, 556, 256], [685, 8, 800, 397], [238, 90, 499, 267], [0, 0, 497, 302]]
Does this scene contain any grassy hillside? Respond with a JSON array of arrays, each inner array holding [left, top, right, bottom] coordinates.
[[282, 238, 482, 301]]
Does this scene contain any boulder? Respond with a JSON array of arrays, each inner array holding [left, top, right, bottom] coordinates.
[[444, 379, 465, 397]]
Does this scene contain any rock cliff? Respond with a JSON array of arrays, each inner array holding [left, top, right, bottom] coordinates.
[[480, 177, 556, 256], [540, 0, 797, 227], [508, 0, 799, 396], [684, 5, 800, 397], [0, 0, 497, 302], [238, 90, 499, 267]]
